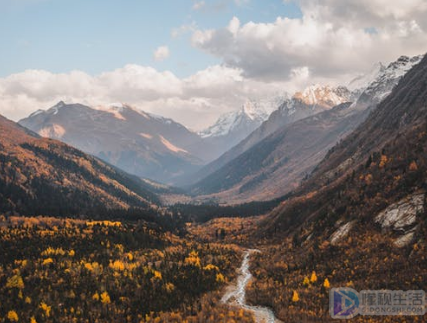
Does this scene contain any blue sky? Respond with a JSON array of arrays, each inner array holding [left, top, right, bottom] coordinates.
[[0, 0, 302, 77]]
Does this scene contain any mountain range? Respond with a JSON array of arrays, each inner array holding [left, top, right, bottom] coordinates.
[[263, 52, 427, 243], [16, 54, 424, 206], [20, 102, 206, 184], [189, 55, 424, 203], [19, 98, 283, 185]]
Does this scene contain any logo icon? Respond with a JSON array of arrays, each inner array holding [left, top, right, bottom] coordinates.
[[330, 288, 360, 319]]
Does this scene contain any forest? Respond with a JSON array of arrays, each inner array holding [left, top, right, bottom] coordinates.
[[0, 217, 255, 323]]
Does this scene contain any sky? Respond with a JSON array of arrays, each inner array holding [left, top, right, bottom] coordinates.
[[1, 0, 427, 130]]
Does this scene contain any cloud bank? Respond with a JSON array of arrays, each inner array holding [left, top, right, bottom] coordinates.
[[0, 65, 292, 130], [192, 0, 427, 81]]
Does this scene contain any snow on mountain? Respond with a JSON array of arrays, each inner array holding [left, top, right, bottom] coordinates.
[[199, 96, 285, 139], [348, 62, 386, 93], [357, 55, 424, 104], [293, 84, 352, 108], [276, 85, 352, 119]]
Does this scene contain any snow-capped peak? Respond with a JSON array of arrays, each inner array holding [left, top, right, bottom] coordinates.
[[357, 54, 424, 104], [241, 99, 269, 122], [242, 100, 261, 121], [348, 62, 386, 92], [200, 96, 283, 138], [293, 84, 352, 108], [385, 55, 424, 78], [199, 110, 244, 138]]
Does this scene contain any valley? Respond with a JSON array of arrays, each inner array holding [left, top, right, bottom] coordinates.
[[1, 12, 427, 322]]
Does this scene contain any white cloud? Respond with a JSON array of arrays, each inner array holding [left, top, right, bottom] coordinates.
[[192, 0, 427, 83], [192, 0, 205, 10], [0, 65, 293, 130], [171, 22, 197, 38], [228, 16, 240, 35], [153, 46, 170, 61]]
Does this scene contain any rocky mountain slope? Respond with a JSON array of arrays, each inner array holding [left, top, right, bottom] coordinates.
[[0, 114, 160, 217], [188, 85, 353, 187], [264, 53, 427, 237], [243, 53, 427, 323], [19, 103, 204, 184], [189, 55, 423, 202]]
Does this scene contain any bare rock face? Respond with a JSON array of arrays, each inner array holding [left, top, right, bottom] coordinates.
[[330, 221, 356, 245], [375, 193, 424, 231], [394, 231, 416, 248]]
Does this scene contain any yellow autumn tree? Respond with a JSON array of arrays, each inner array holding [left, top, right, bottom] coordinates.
[[109, 260, 125, 271], [323, 278, 330, 288], [292, 290, 299, 302], [302, 276, 310, 286], [216, 273, 225, 283], [152, 270, 162, 280], [40, 302, 51, 318], [184, 251, 201, 267], [92, 292, 100, 301], [126, 252, 134, 261], [101, 291, 111, 304], [203, 264, 219, 271], [6, 274, 24, 289], [42, 258, 53, 265], [7, 311, 19, 322], [310, 271, 318, 283]]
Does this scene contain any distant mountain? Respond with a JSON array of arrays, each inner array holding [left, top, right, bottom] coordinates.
[[347, 62, 386, 94], [19, 102, 204, 184], [188, 85, 353, 188], [0, 114, 160, 217], [190, 55, 423, 202], [200, 97, 283, 139], [193, 96, 284, 162]]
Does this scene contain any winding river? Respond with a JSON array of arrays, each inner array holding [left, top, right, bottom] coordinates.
[[221, 249, 281, 323]]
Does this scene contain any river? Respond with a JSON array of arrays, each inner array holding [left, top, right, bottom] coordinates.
[[221, 249, 282, 323]]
